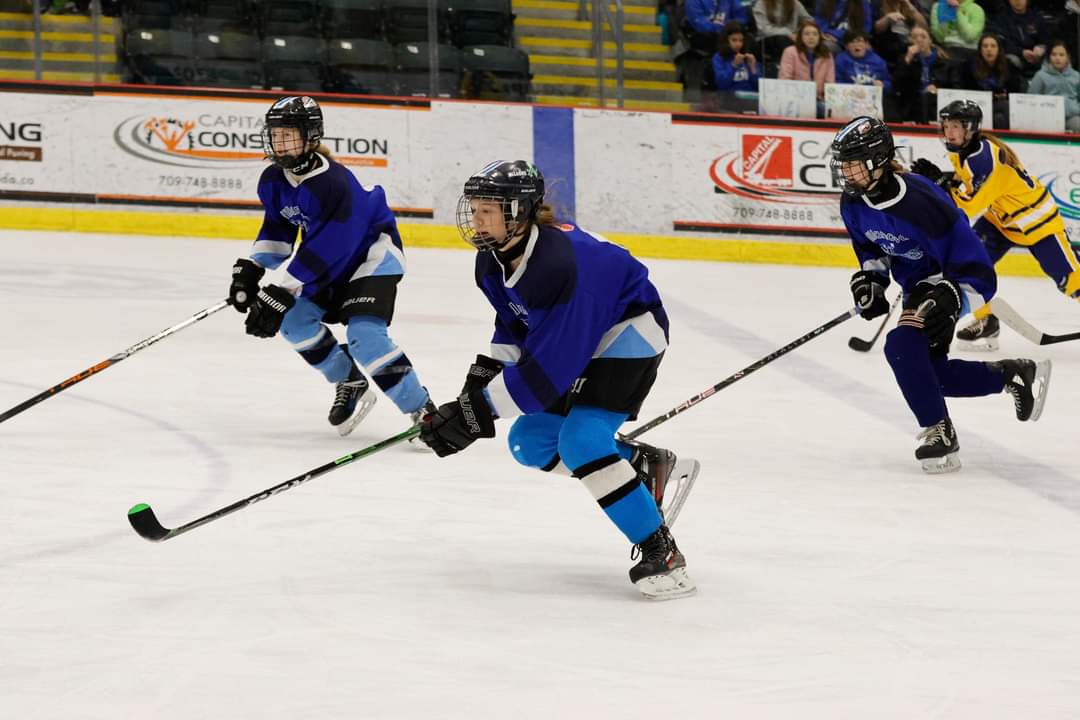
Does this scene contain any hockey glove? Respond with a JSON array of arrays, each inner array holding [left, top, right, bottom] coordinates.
[[245, 284, 296, 339], [229, 258, 265, 312], [461, 354, 504, 395], [908, 280, 962, 348], [419, 391, 496, 457], [911, 159, 957, 191], [850, 270, 890, 320]]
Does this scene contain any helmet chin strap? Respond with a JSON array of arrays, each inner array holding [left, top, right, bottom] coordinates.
[[865, 168, 899, 202]]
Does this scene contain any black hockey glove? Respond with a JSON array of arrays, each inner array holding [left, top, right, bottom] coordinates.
[[245, 284, 296, 339], [850, 270, 890, 320], [460, 354, 504, 394], [911, 159, 956, 191], [229, 258, 265, 312], [419, 391, 496, 458], [909, 280, 962, 348]]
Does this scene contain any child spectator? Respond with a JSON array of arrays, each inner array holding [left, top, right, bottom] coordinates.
[[1027, 40, 1080, 132], [835, 30, 891, 91], [991, 0, 1049, 79], [779, 18, 836, 99], [872, 0, 928, 64], [753, 0, 812, 61], [685, 0, 751, 52], [930, 0, 984, 55], [712, 21, 762, 91], [811, 0, 874, 53], [893, 25, 950, 121], [959, 33, 1024, 127]]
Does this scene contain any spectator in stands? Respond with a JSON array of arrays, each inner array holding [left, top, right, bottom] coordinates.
[[991, 0, 1048, 79], [779, 18, 836, 100], [835, 30, 891, 91], [872, 0, 928, 64], [930, 0, 984, 56], [811, 0, 874, 53], [959, 33, 1023, 127], [893, 24, 950, 121], [685, 0, 751, 52], [1027, 40, 1080, 132], [712, 21, 762, 91], [753, 0, 812, 61]]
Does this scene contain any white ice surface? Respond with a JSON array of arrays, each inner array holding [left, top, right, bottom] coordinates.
[[2, 230, 1080, 719]]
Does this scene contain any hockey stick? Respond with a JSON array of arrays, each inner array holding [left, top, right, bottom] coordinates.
[[848, 294, 900, 352], [0, 299, 231, 425], [621, 307, 858, 441], [990, 297, 1080, 346], [127, 425, 420, 542]]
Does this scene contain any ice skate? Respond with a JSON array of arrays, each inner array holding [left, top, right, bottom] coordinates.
[[629, 525, 696, 600], [991, 358, 1052, 422], [628, 440, 699, 527], [408, 396, 438, 449], [915, 416, 961, 474], [956, 314, 1000, 351], [328, 365, 377, 437]]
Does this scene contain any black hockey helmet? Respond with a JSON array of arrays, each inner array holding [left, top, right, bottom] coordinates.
[[456, 160, 545, 251], [262, 96, 324, 170], [938, 99, 982, 152], [829, 116, 895, 197]]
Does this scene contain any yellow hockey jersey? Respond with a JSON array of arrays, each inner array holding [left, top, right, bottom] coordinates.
[[947, 137, 1065, 247]]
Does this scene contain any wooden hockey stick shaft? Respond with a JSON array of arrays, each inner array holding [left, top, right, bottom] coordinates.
[[621, 308, 858, 441], [0, 299, 231, 425]]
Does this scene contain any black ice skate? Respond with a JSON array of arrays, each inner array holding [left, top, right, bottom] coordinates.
[[328, 365, 377, 437], [408, 395, 438, 449], [915, 416, 960, 474], [990, 358, 1052, 422], [956, 314, 1000, 351], [627, 440, 700, 527], [629, 525, 696, 600]]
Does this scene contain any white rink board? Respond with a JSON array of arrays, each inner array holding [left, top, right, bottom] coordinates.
[[2, 85, 1080, 239]]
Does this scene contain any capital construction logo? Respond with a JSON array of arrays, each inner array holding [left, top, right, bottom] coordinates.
[[114, 113, 391, 170], [741, 134, 792, 187]]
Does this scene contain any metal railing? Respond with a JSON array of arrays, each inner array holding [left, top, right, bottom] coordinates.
[[578, 0, 625, 108], [27, 0, 107, 83]]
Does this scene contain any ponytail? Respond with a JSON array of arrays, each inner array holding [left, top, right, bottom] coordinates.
[[980, 132, 1020, 170]]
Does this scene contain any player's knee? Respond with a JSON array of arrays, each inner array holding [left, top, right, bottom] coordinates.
[[883, 326, 916, 367], [557, 412, 619, 472], [507, 415, 561, 468], [279, 301, 323, 344]]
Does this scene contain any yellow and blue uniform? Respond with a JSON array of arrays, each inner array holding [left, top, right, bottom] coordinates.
[[947, 137, 1080, 299]]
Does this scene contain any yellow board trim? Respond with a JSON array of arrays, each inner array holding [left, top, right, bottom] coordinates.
[[0, 68, 120, 81], [0, 205, 1047, 278]]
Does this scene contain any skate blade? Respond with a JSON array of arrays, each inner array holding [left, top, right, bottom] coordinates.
[[1028, 359, 1052, 422], [635, 567, 697, 601], [662, 458, 700, 528], [956, 337, 999, 352], [336, 391, 377, 437], [920, 452, 961, 474]]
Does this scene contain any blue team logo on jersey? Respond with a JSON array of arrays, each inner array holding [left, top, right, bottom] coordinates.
[[864, 229, 924, 260], [280, 205, 311, 232]]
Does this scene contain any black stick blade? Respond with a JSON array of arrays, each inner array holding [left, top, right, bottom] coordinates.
[[128, 503, 171, 542], [848, 336, 874, 352]]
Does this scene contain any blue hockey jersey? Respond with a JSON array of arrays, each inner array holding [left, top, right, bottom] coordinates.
[[842, 173, 997, 314], [476, 223, 670, 418], [250, 153, 405, 298]]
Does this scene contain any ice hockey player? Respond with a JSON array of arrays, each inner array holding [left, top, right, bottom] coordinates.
[[418, 160, 699, 600], [228, 96, 435, 436], [833, 116, 1051, 473], [912, 100, 1080, 350]]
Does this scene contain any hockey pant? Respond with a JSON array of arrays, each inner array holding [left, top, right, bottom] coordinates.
[[507, 405, 662, 544]]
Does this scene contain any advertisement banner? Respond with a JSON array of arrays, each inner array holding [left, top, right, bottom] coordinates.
[[0, 92, 82, 195]]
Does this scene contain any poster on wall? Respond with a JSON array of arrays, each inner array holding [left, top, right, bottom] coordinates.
[[62, 92, 434, 215], [0, 92, 83, 195]]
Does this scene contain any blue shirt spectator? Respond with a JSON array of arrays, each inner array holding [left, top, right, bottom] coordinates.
[[686, 0, 750, 35], [834, 31, 891, 91]]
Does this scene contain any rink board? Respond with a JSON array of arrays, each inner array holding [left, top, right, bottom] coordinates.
[[2, 80, 1079, 277]]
